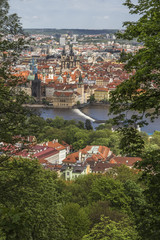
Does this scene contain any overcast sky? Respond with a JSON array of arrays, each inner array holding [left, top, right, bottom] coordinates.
[[9, 0, 138, 29]]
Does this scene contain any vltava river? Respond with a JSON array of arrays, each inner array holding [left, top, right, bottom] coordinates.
[[35, 105, 160, 135]]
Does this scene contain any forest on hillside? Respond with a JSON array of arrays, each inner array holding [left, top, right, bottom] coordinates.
[[23, 28, 117, 36]]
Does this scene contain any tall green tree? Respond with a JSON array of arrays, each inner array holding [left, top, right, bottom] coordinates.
[[109, 0, 160, 155], [85, 119, 93, 130], [135, 150, 160, 240], [119, 127, 144, 156], [110, 0, 160, 125], [62, 203, 90, 240], [0, 0, 31, 146], [88, 176, 131, 213]]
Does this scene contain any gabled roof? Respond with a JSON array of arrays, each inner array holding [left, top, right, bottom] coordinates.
[[44, 141, 66, 151], [34, 148, 59, 160], [109, 157, 142, 166], [63, 145, 111, 164], [92, 162, 120, 172], [54, 91, 74, 97], [63, 152, 79, 164], [95, 87, 109, 92]]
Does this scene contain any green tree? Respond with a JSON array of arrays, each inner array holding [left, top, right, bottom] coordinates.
[[0, 157, 66, 240], [47, 116, 65, 129], [109, 165, 140, 183], [64, 119, 77, 127], [110, 0, 160, 125], [89, 94, 95, 103], [72, 130, 90, 150], [62, 203, 90, 240], [82, 216, 139, 240], [76, 120, 85, 129], [89, 176, 131, 213], [25, 115, 47, 137], [135, 150, 160, 239], [150, 131, 160, 146], [37, 126, 66, 143], [123, 180, 146, 219], [88, 129, 112, 144], [64, 125, 80, 144], [65, 174, 99, 207], [119, 127, 144, 156], [109, 0, 160, 154], [0, 0, 31, 146], [90, 138, 110, 147], [87, 201, 127, 229], [85, 119, 93, 130]]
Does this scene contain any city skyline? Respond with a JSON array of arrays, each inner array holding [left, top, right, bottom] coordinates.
[[9, 0, 139, 29]]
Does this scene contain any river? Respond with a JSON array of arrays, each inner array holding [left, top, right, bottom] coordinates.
[[34, 105, 160, 135]]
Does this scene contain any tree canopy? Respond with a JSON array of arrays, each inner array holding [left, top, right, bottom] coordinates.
[[110, 0, 160, 127], [82, 216, 139, 240], [108, 1, 160, 238], [0, 0, 31, 146]]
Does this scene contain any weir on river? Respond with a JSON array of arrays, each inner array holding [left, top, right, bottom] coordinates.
[[34, 105, 160, 135]]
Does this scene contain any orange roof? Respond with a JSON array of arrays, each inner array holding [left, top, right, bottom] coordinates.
[[80, 146, 92, 154], [54, 91, 75, 97], [45, 141, 66, 151], [63, 152, 79, 164], [109, 157, 142, 166], [95, 87, 109, 92], [98, 146, 110, 159]]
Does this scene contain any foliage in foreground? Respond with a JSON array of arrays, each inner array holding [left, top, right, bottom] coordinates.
[[109, 0, 160, 155], [0, 157, 66, 240], [82, 216, 139, 240]]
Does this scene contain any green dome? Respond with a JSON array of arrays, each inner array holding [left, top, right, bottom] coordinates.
[[27, 74, 35, 81]]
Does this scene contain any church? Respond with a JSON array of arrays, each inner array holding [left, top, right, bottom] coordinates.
[[61, 45, 80, 70]]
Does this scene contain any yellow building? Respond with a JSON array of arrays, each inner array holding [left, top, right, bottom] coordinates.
[[94, 87, 109, 102], [96, 78, 104, 86], [53, 91, 80, 108]]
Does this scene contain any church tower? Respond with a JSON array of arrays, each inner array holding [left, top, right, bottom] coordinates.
[[77, 74, 85, 104], [61, 45, 80, 71], [48, 66, 54, 80], [61, 46, 66, 69], [32, 73, 41, 101]]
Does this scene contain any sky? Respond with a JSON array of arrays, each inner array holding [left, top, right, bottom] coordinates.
[[9, 0, 138, 29]]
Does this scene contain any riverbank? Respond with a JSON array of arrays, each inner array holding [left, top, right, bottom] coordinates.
[[23, 104, 53, 108], [24, 104, 160, 134], [23, 102, 110, 109]]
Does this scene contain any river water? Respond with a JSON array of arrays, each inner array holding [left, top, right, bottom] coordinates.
[[35, 105, 160, 135]]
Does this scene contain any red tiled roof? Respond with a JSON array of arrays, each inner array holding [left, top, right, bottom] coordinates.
[[34, 148, 59, 160], [109, 157, 142, 166], [54, 91, 74, 97], [92, 162, 120, 172], [95, 87, 109, 92], [44, 141, 66, 151], [63, 152, 79, 163]]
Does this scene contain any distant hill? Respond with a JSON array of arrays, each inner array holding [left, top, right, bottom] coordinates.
[[23, 28, 118, 35]]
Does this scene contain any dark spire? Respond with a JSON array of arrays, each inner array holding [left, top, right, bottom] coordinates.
[[70, 45, 74, 56], [62, 46, 66, 55], [79, 73, 83, 84], [34, 73, 39, 82]]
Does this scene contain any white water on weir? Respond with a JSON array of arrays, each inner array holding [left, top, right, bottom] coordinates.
[[73, 108, 95, 122]]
